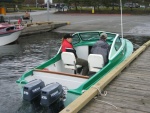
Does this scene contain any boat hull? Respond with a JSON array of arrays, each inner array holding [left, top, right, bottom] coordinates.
[[0, 30, 21, 46], [16, 31, 134, 107]]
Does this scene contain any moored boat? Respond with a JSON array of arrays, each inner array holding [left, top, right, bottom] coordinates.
[[0, 23, 23, 46], [16, 31, 133, 112]]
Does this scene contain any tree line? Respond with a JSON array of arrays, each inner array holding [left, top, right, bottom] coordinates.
[[53, 0, 150, 11]]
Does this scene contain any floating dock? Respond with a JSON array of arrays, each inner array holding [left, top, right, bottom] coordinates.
[[60, 40, 150, 113], [20, 22, 68, 36]]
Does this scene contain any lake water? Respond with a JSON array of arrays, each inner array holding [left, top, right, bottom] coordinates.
[[0, 32, 149, 113]]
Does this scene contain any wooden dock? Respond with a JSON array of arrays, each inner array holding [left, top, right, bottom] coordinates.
[[60, 40, 150, 113], [20, 22, 68, 36], [80, 46, 150, 113]]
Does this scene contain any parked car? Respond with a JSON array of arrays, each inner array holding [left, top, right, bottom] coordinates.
[[124, 3, 140, 8], [40, 3, 46, 8], [111, 3, 119, 6], [40, 3, 55, 8], [55, 3, 65, 9], [140, 5, 146, 8]]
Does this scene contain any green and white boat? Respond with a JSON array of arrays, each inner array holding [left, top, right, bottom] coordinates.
[[16, 31, 133, 111]]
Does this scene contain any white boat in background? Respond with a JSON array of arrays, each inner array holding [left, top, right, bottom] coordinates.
[[0, 23, 24, 46]]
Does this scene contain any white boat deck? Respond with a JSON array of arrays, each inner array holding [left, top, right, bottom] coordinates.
[[25, 69, 89, 90]]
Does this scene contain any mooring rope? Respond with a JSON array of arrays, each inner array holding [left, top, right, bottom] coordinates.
[[92, 85, 118, 109], [92, 85, 107, 96]]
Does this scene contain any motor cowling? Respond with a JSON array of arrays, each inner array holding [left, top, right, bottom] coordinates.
[[40, 82, 65, 113], [23, 79, 45, 102], [23, 79, 45, 112]]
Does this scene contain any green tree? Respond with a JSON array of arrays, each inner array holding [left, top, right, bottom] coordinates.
[[13, 0, 25, 3], [102, 0, 111, 8], [90, 0, 100, 11]]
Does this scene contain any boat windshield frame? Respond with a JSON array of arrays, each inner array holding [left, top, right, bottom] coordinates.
[[72, 31, 118, 43], [108, 34, 125, 60]]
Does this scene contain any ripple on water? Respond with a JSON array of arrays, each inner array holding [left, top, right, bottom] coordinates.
[[0, 32, 64, 113], [127, 24, 150, 35]]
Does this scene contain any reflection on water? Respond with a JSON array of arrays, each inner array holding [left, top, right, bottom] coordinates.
[[0, 32, 149, 113]]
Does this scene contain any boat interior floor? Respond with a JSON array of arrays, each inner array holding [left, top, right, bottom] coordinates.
[[77, 67, 96, 77], [88, 72, 96, 77]]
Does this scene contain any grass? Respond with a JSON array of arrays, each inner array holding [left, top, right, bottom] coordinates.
[[20, 6, 47, 11]]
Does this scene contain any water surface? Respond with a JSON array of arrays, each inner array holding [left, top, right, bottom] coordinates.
[[0, 32, 64, 113]]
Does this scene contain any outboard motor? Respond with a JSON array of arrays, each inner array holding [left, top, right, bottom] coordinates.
[[40, 82, 65, 113], [23, 79, 45, 112]]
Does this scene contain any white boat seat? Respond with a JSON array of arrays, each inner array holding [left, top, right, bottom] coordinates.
[[61, 52, 82, 74], [88, 54, 104, 72]]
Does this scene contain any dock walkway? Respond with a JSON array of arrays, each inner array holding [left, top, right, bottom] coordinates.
[[80, 47, 150, 112]]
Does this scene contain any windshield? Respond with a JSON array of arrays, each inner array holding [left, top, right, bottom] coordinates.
[[79, 32, 116, 42], [79, 32, 100, 41]]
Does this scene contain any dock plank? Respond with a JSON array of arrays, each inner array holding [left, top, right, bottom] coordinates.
[[80, 47, 150, 113], [110, 81, 150, 91], [80, 100, 149, 113]]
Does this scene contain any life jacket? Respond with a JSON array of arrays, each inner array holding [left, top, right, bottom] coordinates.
[[61, 39, 73, 52]]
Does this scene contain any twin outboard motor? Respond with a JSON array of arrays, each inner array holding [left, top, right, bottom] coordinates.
[[23, 80, 65, 113], [40, 83, 65, 113], [23, 79, 45, 111]]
